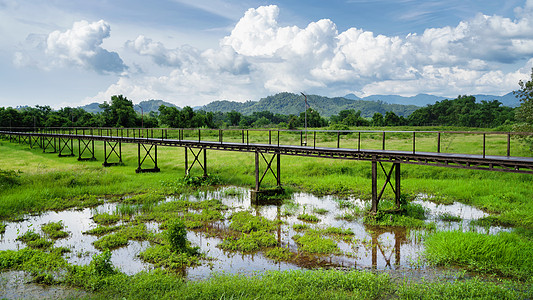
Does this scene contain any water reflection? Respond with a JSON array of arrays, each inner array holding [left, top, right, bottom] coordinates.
[[0, 187, 509, 280]]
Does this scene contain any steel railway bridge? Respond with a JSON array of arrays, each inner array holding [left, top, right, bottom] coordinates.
[[1, 127, 532, 213]]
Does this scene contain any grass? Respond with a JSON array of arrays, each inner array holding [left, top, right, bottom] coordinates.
[[265, 247, 296, 261], [1, 128, 533, 297], [228, 211, 278, 232], [41, 221, 69, 239], [218, 230, 278, 252], [424, 230, 533, 280], [293, 230, 340, 254], [297, 213, 321, 223], [439, 212, 462, 222], [92, 213, 122, 225]]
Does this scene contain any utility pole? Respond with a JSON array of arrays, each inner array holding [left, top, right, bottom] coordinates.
[[301, 92, 308, 146]]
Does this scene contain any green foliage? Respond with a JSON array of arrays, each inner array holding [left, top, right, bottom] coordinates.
[[83, 225, 124, 236], [408, 95, 515, 127], [90, 249, 116, 276], [0, 223, 5, 234], [0, 169, 21, 188], [139, 244, 201, 269], [320, 226, 354, 236], [513, 68, 533, 150], [293, 230, 340, 254], [93, 213, 121, 225], [229, 211, 278, 233], [166, 219, 187, 252], [219, 230, 277, 252], [293, 223, 310, 231], [265, 247, 295, 261], [439, 212, 462, 222], [424, 230, 533, 280], [41, 221, 69, 239], [16, 230, 54, 248], [93, 233, 129, 250], [297, 213, 321, 223]]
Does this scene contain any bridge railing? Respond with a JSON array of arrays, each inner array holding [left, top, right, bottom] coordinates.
[[1, 127, 532, 158]]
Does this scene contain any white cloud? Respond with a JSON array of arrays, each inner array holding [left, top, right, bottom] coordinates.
[[91, 3, 533, 105], [45, 20, 126, 73], [14, 20, 126, 73]]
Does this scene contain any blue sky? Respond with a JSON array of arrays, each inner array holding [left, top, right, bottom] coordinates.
[[1, 0, 532, 108]]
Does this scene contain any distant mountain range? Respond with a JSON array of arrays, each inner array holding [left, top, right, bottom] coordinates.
[[199, 92, 419, 117], [80, 99, 179, 114], [78, 92, 519, 117], [343, 92, 519, 107]]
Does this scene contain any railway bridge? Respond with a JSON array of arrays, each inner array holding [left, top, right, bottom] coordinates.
[[1, 127, 532, 213]]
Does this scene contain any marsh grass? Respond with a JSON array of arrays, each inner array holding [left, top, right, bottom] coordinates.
[[83, 225, 124, 236], [265, 247, 296, 261], [228, 211, 278, 232], [424, 230, 533, 280], [293, 223, 310, 231], [41, 221, 69, 239], [293, 230, 340, 254], [218, 230, 277, 252], [92, 213, 122, 225], [297, 213, 321, 223], [93, 224, 153, 250], [16, 230, 54, 249], [439, 212, 462, 222]]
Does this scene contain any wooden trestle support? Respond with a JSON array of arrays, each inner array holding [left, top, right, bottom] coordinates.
[[370, 159, 401, 214], [102, 141, 122, 167], [58, 137, 74, 157], [78, 139, 96, 161], [136, 143, 160, 173], [251, 151, 283, 203], [184, 147, 207, 177]]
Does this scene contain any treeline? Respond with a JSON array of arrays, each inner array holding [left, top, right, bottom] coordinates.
[[0, 94, 517, 129]]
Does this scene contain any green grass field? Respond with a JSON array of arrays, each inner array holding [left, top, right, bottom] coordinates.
[[1, 127, 532, 298]]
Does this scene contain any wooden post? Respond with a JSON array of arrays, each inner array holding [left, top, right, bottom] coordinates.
[[203, 148, 207, 177], [185, 147, 189, 176], [395, 162, 401, 208], [371, 159, 378, 213], [255, 151, 260, 191], [276, 153, 281, 186]]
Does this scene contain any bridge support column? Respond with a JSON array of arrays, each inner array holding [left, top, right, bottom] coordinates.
[[136, 143, 160, 173], [184, 147, 207, 177], [42, 136, 57, 153], [103, 141, 122, 167], [58, 137, 75, 157], [252, 151, 283, 204], [78, 139, 96, 161], [370, 160, 402, 213]]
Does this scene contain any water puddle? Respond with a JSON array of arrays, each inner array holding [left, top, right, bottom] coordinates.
[[0, 187, 509, 287]]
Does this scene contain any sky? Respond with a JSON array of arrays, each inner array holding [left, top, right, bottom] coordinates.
[[1, 0, 533, 109]]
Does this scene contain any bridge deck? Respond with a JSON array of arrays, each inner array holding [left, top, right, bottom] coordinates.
[[3, 131, 532, 174]]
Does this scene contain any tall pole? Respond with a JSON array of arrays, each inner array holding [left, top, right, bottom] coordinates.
[[301, 92, 308, 146]]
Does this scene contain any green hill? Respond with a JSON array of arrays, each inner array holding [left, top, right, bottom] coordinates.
[[200, 92, 419, 117]]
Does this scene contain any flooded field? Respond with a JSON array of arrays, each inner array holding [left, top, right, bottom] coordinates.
[[0, 186, 508, 286]]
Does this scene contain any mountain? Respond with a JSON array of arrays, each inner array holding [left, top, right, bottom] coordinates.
[[79, 103, 102, 114], [200, 92, 419, 118], [79, 100, 178, 114], [344, 92, 519, 107], [136, 100, 179, 113]]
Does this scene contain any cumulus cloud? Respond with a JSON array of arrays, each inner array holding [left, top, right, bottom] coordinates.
[[92, 3, 533, 105], [14, 20, 126, 73], [46, 20, 126, 73]]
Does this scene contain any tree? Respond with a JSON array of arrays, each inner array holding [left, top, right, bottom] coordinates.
[[100, 95, 138, 127], [372, 113, 384, 126], [513, 68, 533, 150]]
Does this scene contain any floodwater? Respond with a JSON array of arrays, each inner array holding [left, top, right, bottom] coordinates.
[[0, 187, 510, 297]]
